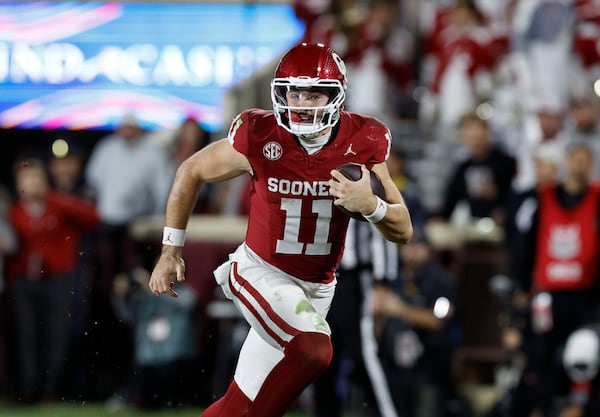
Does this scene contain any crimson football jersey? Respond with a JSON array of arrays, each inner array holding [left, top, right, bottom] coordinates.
[[228, 109, 391, 283]]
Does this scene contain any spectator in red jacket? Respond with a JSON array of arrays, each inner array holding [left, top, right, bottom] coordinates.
[[6, 159, 99, 403]]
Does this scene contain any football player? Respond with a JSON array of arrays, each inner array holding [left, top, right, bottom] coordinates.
[[149, 42, 413, 417]]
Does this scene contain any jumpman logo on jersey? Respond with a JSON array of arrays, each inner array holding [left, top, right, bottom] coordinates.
[[344, 144, 357, 156]]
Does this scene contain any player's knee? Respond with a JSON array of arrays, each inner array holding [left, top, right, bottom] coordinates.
[[288, 332, 332, 371]]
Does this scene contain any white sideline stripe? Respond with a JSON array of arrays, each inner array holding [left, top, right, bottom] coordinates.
[[360, 271, 399, 417]]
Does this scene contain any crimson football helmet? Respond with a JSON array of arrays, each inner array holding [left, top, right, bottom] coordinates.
[[271, 43, 347, 136]]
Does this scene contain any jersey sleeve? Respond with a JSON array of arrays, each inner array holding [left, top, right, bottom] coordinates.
[[227, 110, 253, 156], [367, 118, 392, 165], [378, 126, 392, 163]]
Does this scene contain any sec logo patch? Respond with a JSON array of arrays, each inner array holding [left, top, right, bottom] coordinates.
[[263, 141, 283, 161]]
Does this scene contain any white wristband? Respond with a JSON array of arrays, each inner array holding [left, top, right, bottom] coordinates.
[[162, 226, 186, 247], [364, 196, 388, 224]]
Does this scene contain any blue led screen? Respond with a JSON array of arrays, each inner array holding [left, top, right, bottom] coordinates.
[[0, 1, 305, 132]]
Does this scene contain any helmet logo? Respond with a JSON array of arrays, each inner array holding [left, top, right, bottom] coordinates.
[[263, 141, 283, 161], [331, 52, 347, 83]]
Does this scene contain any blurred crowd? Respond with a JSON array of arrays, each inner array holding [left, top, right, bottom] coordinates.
[[0, 0, 600, 417], [0, 113, 215, 408]]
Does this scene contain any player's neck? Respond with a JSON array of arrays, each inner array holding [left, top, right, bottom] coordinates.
[[298, 129, 331, 155]]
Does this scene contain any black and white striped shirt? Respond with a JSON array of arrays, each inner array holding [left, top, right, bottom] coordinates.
[[339, 218, 398, 281]]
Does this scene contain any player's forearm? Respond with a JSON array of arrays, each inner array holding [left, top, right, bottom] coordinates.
[[164, 160, 203, 230], [160, 164, 201, 260], [400, 306, 443, 331], [368, 164, 413, 243], [374, 202, 413, 244], [391, 301, 442, 331]]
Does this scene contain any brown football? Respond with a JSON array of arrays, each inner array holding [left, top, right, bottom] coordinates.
[[334, 162, 387, 221]]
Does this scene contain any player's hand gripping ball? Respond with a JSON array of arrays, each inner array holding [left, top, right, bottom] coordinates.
[[334, 162, 387, 221]]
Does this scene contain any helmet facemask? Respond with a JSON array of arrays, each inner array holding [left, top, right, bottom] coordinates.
[[271, 77, 345, 137]]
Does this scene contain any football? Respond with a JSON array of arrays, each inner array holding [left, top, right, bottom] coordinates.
[[334, 162, 387, 221]]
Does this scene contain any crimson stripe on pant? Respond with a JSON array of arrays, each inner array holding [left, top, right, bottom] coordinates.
[[229, 262, 302, 348]]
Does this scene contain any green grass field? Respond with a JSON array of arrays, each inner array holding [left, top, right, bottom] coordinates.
[[0, 399, 312, 417]]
